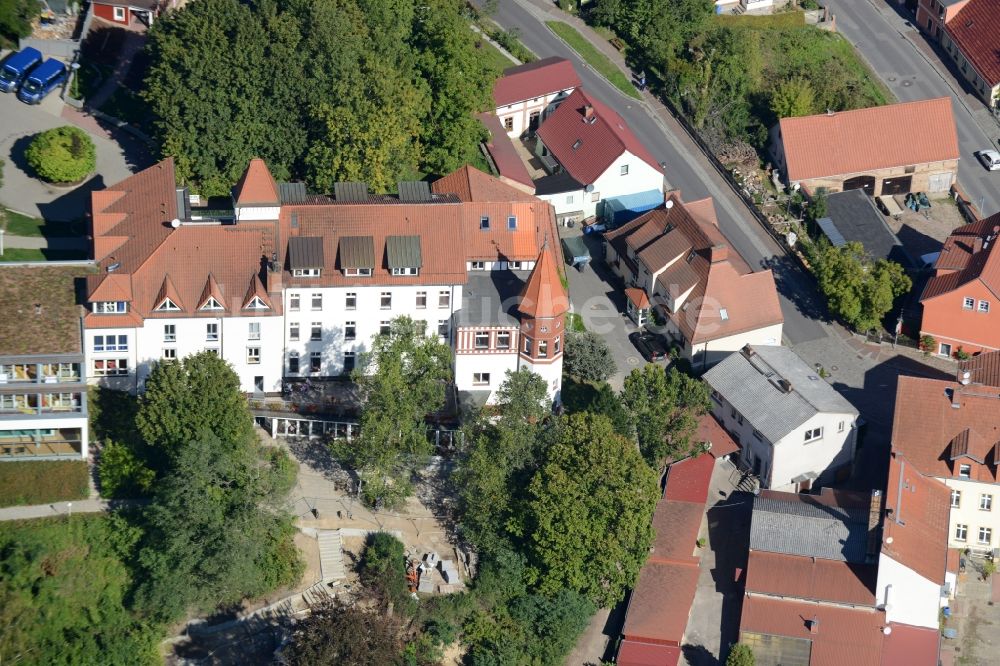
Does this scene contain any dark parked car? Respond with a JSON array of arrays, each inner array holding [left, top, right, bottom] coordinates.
[[629, 331, 669, 362]]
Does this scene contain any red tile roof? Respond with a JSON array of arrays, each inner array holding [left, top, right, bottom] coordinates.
[[536, 88, 662, 186], [434, 163, 539, 203], [882, 454, 953, 585], [945, 0, 1000, 87], [477, 112, 535, 189], [616, 640, 681, 666], [890, 375, 1000, 482], [662, 453, 715, 504], [746, 551, 877, 606], [625, 286, 650, 309], [740, 595, 884, 666], [518, 243, 569, 319], [960, 349, 1000, 387], [881, 622, 940, 666], [493, 56, 581, 108], [921, 214, 1000, 301], [695, 413, 740, 458], [777, 98, 959, 182], [233, 158, 279, 206]]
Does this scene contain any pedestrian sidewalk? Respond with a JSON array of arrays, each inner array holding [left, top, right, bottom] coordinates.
[[0, 497, 146, 522]]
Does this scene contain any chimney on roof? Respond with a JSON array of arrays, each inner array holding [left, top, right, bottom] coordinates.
[[777, 378, 792, 393], [710, 243, 729, 263], [808, 617, 820, 634], [973, 237, 983, 254], [741, 344, 756, 359], [583, 104, 595, 121], [268, 258, 283, 294]]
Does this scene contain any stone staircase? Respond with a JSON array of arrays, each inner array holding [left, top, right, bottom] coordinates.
[[317, 529, 346, 582]]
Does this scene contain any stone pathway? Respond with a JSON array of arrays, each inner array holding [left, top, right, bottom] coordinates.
[[0, 498, 145, 522], [2, 233, 87, 251]]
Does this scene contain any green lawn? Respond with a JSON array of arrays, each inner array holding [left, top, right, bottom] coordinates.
[[566, 312, 586, 332], [0, 248, 88, 262], [1, 209, 87, 237], [476, 35, 518, 72], [0, 461, 89, 507], [546, 21, 641, 100]]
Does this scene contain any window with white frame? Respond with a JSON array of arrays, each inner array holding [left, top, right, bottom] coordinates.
[[288, 351, 299, 374], [311, 293, 323, 310], [290, 293, 300, 311], [162, 348, 176, 361], [206, 323, 219, 341], [289, 322, 300, 341], [963, 296, 975, 309], [391, 267, 419, 276], [247, 347, 261, 364], [156, 298, 180, 311], [523, 336, 532, 353], [343, 351, 356, 373], [804, 427, 824, 443], [474, 331, 489, 349], [163, 324, 176, 342], [471, 261, 486, 270], [473, 372, 490, 386], [380, 321, 391, 336], [507, 215, 517, 230], [293, 268, 321, 277], [838, 420, 845, 433], [381, 292, 392, 309], [979, 300, 991, 313], [201, 297, 223, 311], [93, 358, 128, 376], [951, 489, 961, 508], [94, 301, 127, 314], [981, 494, 993, 511], [960, 464, 972, 478], [311, 323, 322, 341], [940, 342, 953, 357], [979, 526, 992, 545], [566, 195, 574, 204], [508, 261, 523, 270], [538, 340, 548, 358], [620, 164, 629, 176], [416, 291, 427, 309], [93, 335, 128, 352], [591, 191, 601, 202], [439, 291, 451, 308], [346, 292, 357, 310], [345, 321, 356, 341], [955, 524, 967, 541], [248, 322, 261, 340], [310, 352, 321, 373], [344, 268, 372, 277], [497, 331, 511, 349], [113, 6, 125, 20], [554, 335, 561, 354]]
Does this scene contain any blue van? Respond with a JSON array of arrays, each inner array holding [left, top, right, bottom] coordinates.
[[17, 59, 67, 104], [0, 47, 43, 93]]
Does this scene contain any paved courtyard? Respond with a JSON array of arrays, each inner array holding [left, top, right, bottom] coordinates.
[[941, 557, 1000, 665]]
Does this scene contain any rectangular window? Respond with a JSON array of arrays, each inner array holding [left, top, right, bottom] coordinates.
[[247, 347, 261, 364], [737, 413, 743, 426], [292, 268, 321, 277], [346, 292, 357, 310], [311, 293, 323, 310], [960, 464, 972, 478], [554, 335, 561, 354], [289, 322, 300, 341], [92, 358, 128, 376], [951, 489, 961, 508], [471, 261, 486, 271], [620, 164, 629, 176], [538, 340, 548, 358], [979, 300, 991, 313], [508, 261, 523, 270], [964, 296, 975, 309], [310, 352, 321, 373], [591, 191, 601, 202], [503, 117, 513, 131], [480, 216, 490, 230], [473, 372, 490, 386], [343, 351, 356, 373], [497, 331, 511, 349], [981, 494, 993, 511], [507, 215, 517, 230], [390, 267, 419, 276], [163, 325, 176, 342], [162, 348, 176, 360], [206, 323, 219, 342], [956, 524, 968, 541], [248, 322, 260, 340], [474, 331, 490, 349], [523, 336, 532, 354], [439, 291, 451, 308], [344, 268, 372, 277], [380, 321, 391, 336], [838, 421, 845, 433], [416, 291, 427, 309], [804, 427, 824, 443], [380, 292, 392, 309], [979, 527, 992, 545], [311, 323, 322, 341], [93, 335, 128, 352], [566, 195, 574, 204], [290, 293, 300, 311], [113, 5, 125, 20], [345, 321, 356, 341], [288, 352, 299, 374], [438, 320, 449, 339], [940, 343, 953, 357]]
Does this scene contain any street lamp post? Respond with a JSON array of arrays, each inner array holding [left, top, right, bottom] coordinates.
[[0, 229, 5, 256]]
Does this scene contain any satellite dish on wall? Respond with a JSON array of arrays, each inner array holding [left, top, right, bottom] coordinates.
[[584, 183, 595, 193], [665, 200, 674, 209], [170, 218, 181, 228]]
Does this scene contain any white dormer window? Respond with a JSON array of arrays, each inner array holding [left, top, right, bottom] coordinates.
[[471, 261, 486, 271], [293, 268, 321, 277], [719, 308, 729, 321], [245, 297, 269, 310], [391, 267, 419, 276], [155, 298, 180, 311], [200, 298, 223, 311], [344, 268, 373, 277], [94, 301, 127, 314]]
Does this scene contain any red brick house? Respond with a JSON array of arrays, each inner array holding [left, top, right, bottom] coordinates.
[[919, 214, 1000, 356]]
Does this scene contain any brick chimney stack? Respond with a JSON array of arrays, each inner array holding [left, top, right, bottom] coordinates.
[[710, 243, 729, 264]]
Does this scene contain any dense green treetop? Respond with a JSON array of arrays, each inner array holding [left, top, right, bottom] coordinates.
[[563, 330, 617, 383]]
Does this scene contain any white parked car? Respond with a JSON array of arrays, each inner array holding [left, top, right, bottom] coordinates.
[[976, 149, 1000, 171]]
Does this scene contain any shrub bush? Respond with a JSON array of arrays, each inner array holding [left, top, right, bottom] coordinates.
[[0, 460, 89, 507], [360, 532, 416, 615], [99, 440, 155, 498], [24, 126, 97, 184]]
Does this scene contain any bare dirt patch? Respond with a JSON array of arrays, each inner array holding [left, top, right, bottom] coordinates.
[[885, 195, 967, 261]]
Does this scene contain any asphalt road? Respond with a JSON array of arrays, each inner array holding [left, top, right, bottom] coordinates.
[[477, 0, 828, 345], [825, 0, 1000, 216]]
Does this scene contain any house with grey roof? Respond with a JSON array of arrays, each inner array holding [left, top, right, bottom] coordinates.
[[703, 344, 860, 492]]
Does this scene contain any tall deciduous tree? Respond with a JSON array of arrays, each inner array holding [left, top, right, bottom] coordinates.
[[284, 600, 404, 666], [621, 365, 711, 468], [521, 413, 659, 607], [563, 330, 617, 383], [771, 77, 816, 119], [339, 316, 452, 507]]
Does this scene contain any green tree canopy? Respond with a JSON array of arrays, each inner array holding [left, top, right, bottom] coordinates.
[[771, 76, 816, 118], [621, 364, 711, 468], [809, 240, 912, 332], [339, 316, 452, 507], [142, 0, 496, 194], [0, 0, 42, 41], [726, 643, 756, 666], [521, 413, 659, 607], [24, 126, 96, 184], [284, 600, 405, 666], [563, 330, 617, 383]]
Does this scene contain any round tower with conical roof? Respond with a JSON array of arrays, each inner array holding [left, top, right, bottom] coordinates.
[[517, 242, 569, 404]]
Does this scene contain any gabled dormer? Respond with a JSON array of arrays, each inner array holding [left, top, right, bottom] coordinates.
[[88, 271, 132, 314], [232, 158, 280, 222], [242, 273, 273, 311], [154, 274, 184, 312], [198, 274, 226, 312]]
